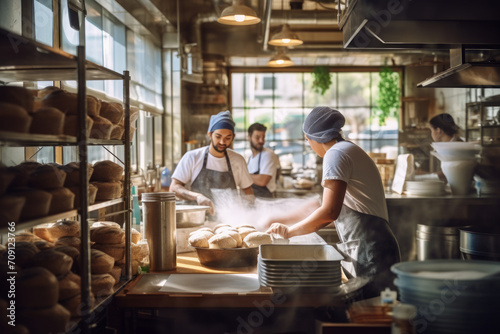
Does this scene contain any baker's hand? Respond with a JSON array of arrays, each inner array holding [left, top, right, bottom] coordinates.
[[266, 223, 289, 239], [196, 194, 215, 215]]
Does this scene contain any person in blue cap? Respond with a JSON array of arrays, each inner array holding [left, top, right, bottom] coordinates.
[[170, 110, 254, 214], [265, 106, 401, 299]]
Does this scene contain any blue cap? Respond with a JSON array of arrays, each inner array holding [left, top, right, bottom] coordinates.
[[208, 110, 235, 133], [303, 106, 345, 143]]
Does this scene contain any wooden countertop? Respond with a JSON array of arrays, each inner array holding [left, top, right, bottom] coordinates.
[[115, 252, 365, 309]]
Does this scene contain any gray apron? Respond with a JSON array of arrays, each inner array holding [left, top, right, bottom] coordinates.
[[248, 152, 273, 198], [190, 147, 237, 200], [335, 205, 401, 299]]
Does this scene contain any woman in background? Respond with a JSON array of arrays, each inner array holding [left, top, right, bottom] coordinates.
[[429, 113, 463, 142]]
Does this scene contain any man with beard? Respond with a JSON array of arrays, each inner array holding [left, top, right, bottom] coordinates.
[[170, 111, 254, 214], [246, 123, 281, 198]]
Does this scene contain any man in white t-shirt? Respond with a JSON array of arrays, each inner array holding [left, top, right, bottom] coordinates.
[[170, 111, 254, 214], [246, 123, 281, 198]]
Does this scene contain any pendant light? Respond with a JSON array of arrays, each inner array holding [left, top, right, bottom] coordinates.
[[268, 48, 294, 67], [217, 0, 261, 26], [268, 24, 303, 47]]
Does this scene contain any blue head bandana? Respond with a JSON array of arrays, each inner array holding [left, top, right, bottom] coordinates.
[[303, 106, 345, 143], [208, 110, 235, 133]]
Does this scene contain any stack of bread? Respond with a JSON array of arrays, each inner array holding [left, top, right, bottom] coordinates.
[[61, 161, 98, 208], [0, 86, 34, 134], [188, 224, 273, 249], [90, 160, 123, 201]]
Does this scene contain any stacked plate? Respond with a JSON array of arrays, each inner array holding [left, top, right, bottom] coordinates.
[[405, 180, 445, 196], [258, 244, 343, 288]]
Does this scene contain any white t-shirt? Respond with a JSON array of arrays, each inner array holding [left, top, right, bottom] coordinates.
[[247, 148, 281, 193], [172, 146, 253, 190], [322, 141, 388, 221]]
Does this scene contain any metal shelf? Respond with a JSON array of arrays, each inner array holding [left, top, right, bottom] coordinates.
[[0, 132, 125, 147], [0, 28, 123, 82]]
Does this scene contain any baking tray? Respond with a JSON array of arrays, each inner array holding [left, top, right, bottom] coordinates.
[[259, 244, 344, 262], [194, 247, 259, 268]]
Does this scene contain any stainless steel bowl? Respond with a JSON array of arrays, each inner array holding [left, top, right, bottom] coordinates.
[[176, 205, 209, 227], [194, 247, 259, 268], [460, 226, 500, 261]]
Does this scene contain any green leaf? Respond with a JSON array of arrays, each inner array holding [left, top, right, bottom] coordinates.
[[375, 66, 400, 125], [312, 66, 332, 95]]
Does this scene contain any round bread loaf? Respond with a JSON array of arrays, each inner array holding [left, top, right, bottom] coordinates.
[[28, 164, 66, 189], [42, 89, 77, 114], [0, 102, 32, 133], [29, 249, 73, 278], [91, 273, 116, 296], [110, 124, 125, 140], [208, 233, 237, 249], [0, 195, 25, 226], [188, 231, 213, 248], [14, 241, 40, 253], [66, 271, 81, 285], [30, 107, 65, 135], [189, 227, 213, 237], [7, 166, 30, 187], [63, 114, 93, 137], [58, 273, 80, 301], [53, 245, 80, 265], [87, 95, 100, 117], [37, 86, 61, 99], [122, 125, 136, 141], [100, 101, 123, 124], [92, 181, 122, 200], [0, 86, 34, 113], [90, 221, 121, 230], [59, 293, 85, 318], [238, 227, 257, 240], [224, 230, 243, 247], [17, 266, 59, 308], [61, 162, 94, 186], [48, 187, 75, 214], [243, 232, 273, 248], [131, 227, 141, 244], [55, 236, 81, 249], [10, 187, 52, 220], [14, 231, 43, 243], [33, 225, 54, 242], [49, 220, 80, 239], [91, 160, 124, 182], [90, 115, 113, 139], [92, 243, 125, 261], [68, 183, 98, 208], [90, 249, 114, 274], [109, 266, 122, 284], [18, 303, 70, 334], [215, 226, 238, 235], [91, 226, 125, 244], [213, 224, 231, 233], [18, 160, 42, 172], [33, 240, 55, 251], [5, 243, 39, 268]]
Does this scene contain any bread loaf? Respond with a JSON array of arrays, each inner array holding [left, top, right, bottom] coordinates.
[[48, 187, 75, 214], [224, 230, 243, 247], [110, 124, 125, 140], [119, 106, 140, 125], [91, 249, 114, 274], [48, 220, 80, 239], [17, 267, 59, 308], [213, 224, 231, 233], [61, 161, 94, 186], [60, 292, 95, 318], [238, 227, 257, 240], [7, 166, 30, 187], [30, 107, 65, 135], [42, 90, 77, 114], [5, 242, 39, 268], [0, 102, 32, 133], [0, 195, 25, 227], [90, 115, 113, 139], [13, 241, 40, 253], [100, 101, 123, 124], [58, 272, 80, 301], [28, 164, 67, 189], [90, 221, 121, 230], [18, 303, 70, 334], [53, 245, 80, 265], [188, 230, 214, 248], [242, 232, 272, 248], [109, 266, 122, 284], [87, 95, 100, 117], [92, 243, 125, 261], [92, 181, 122, 200], [37, 86, 62, 99], [68, 183, 98, 208], [91, 226, 125, 244], [216, 227, 238, 235], [66, 271, 81, 285], [208, 234, 237, 249], [13, 231, 42, 243], [189, 227, 213, 236], [131, 227, 141, 244], [19, 160, 42, 172], [122, 125, 136, 141], [33, 240, 55, 251], [55, 236, 81, 249], [9, 188, 52, 220], [131, 241, 148, 261], [91, 273, 115, 296], [29, 249, 73, 278], [91, 160, 124, 182], [0, 86, 34, 113], [63, 114, 93, 138]]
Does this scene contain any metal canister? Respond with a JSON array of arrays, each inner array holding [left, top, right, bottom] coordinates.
[[142, 192, 177, 271]]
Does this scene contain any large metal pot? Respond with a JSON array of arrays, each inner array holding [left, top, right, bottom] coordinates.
[[194, 247, 259, 268], [176, 205, 209, 228], [460, 226, 500, 261]]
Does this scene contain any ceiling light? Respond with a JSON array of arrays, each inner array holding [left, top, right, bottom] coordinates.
[[217, 0, 261, 26], [269, 24, 303, 47], [268, 49, 294, 67]]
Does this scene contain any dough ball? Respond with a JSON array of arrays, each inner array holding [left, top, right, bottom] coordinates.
[[188, 230, 214, 248], [224, 230, 243, 247], [238, 227, 257, 240], [208, 234, 237, 249], [215, 226, 238, 235], [243, 232, 272, 248], [188, 227, 213, 236], [213, 224, 231, 233]]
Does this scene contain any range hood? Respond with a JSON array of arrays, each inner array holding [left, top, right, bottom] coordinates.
[[418, 48, 500, 88]]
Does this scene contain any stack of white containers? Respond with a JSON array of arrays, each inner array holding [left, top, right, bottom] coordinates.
[[431, 142, 481, 195], [257, 244, 343, 288]]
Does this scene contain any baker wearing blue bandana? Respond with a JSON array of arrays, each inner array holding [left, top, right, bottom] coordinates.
[[170, 110, 254, 215], [265, 106, 401, 299]]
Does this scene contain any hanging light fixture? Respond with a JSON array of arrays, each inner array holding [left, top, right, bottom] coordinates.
[[268, 24, 303, 47], [217, 0, 261, 26], [268, 48, 294, 67]]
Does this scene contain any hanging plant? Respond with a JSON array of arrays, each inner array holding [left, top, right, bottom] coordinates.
[[312, 66, 332, 95], [376, 66, 400, 125]]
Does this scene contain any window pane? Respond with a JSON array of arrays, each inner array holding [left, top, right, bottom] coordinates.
[[231, 73, 245, 108], [338, 72, 371, 107], [35, 0, 53, 46], [246, 73, 273, 107], [275, 108, 304, 140], [304, 72, 336, 108], [274, 73, 303, 108], [0, 1, 21, 34]]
